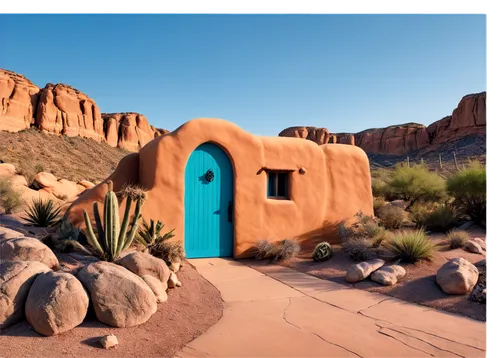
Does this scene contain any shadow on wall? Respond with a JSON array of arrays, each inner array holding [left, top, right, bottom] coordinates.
[[296, 220, 346, 256]]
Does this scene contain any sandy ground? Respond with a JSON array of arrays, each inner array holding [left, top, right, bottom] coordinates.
[[247, 226, 486, 322], [0, 262, 223, 358]]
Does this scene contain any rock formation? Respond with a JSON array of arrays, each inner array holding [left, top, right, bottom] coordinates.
[[0, 69, 168, 151], [279, 92, 486, 156]]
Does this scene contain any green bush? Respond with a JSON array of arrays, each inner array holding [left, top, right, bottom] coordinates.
[[446, 161, 486, 222], [385, 229, 436, 263], [0, 178, 23, 214], [371, 168, 392, 198], [373, 197, 387, 216], [409, 202, 435, 228], [387, 164, 446, 205], [377, 204, 406, 229], [23, 197, 62, 227], [418, 204, 460, 233], [447, 229, 470, 249], [136, 219, 175, 253]]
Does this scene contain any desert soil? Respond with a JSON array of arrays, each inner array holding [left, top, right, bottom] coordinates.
[[0, 129, 129, 184], [248, 226, 486, 322], [0, 261, 224, 358]]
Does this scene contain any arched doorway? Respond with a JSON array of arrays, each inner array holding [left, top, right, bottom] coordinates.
[[184, 142, 234, 258]]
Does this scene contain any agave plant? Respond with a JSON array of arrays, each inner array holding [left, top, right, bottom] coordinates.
[[312, 241, 333, 262], [83, 181, 146, 261], [136, 219, 175, 252], [23, 197, 62, 227]]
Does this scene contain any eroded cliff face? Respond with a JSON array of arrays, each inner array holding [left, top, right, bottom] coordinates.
[[279, 92, 486, 155], [0, 69, 168, 151]]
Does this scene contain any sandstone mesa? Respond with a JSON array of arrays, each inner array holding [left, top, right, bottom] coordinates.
[[279, 92, 486, 156], [0, 69, 168, 151]]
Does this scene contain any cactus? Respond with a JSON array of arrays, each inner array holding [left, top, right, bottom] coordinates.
[[136, 219, 175, 252], [312, 241, 333, 262], [439, 154, 443, 169], [83, 181, 146, 261], [453, 151, 460, 171]]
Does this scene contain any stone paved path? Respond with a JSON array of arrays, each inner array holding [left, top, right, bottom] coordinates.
[[175, 258, 486, 358]]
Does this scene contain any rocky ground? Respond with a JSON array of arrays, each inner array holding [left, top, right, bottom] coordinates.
[[0, 129, 129, 184], [0, 216, 224, 358], [259, 227, 487, 322]]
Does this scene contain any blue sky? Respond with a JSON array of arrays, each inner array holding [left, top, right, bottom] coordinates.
[[0, 14, 486, 136]]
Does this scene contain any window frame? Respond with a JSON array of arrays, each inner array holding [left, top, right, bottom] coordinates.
[[266, 170, 291, 200]]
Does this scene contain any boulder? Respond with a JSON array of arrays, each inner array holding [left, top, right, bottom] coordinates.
[[77, 180, 95, 189], [436, 258, 479, 295], [32, 172, 80, 200], [77, 261, 157, 328], [169, 261, 181, 273], [100, 334, 119, 349], [0, 261, 51, 329], [371, 265, 406, 286], [116, 251, 170, 285], [0, 163, 16, 178], [167, 272, 182, 288], [25, 271, 89, 336], [0, 237, 59, 269], [346, 259, 385, 283], [463, 240, 484, 255], [469, 237, 486, 251], [141, 275, 168, 303]]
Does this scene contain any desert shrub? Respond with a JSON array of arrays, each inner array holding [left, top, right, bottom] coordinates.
[[151, 240, 186, 266], [409, 202, 435, 228], [342, 237, 376, 261], [23, 197, 62, 227], [387, 164, 446, 206], [136, 219, 175, 253], [447, 229, 470, 249], [34, 163, 44, 174], [339, 212, 388, 260], [371, 168, 392, 198], [418, 204, 460, 233], [0, 178, 23, 214], [83, 182, 146, 261], [273, 239, 301, 262], [385, 229, 436, 263], [312, 241, 333, 262], [446, 161, 486, 222], [377, 204, 406, 229], [16, 164, 36, 187], [255, 238, 300, 262], [373, 197, 386, 216]]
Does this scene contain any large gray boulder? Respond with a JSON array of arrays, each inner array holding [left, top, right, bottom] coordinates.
[[0, 237, 59, 269], [116, 251, 170, 285], [436, 258, 479, 295]]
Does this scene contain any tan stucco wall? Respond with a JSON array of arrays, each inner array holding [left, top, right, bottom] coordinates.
[[66, 118, 373, 258]]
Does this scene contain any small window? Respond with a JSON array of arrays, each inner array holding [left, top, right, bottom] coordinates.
[[267, 171, 289, 199]]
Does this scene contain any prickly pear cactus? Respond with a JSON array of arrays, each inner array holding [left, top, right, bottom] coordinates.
[[312, 241, 333, 262]]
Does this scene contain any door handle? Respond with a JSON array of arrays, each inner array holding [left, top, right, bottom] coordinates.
[[228, 201, 233, 223]]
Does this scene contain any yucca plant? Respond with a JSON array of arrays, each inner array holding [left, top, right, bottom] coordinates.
[[23, 197, 62, 227], [385, 229, 436, 263], [312, 241, 333, 262], [83, 181, 146, 261], [136, 219, 175, 252]]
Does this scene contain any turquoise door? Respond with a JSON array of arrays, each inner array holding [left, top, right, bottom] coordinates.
[[184, 143, 234, 258]]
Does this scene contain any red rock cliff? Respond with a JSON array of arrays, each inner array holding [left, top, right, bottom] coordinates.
[[279, 92, 486, 155], [0, 68, 168, 151]]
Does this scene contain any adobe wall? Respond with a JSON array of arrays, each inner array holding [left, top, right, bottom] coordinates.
[[66, 118, 373, 258]]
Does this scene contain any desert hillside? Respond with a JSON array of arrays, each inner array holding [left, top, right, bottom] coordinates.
[[279, 91, 486, 167], [0, 128, 129, 184]]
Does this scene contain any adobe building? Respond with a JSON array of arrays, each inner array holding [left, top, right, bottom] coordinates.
[[66, 118, 373, 259]]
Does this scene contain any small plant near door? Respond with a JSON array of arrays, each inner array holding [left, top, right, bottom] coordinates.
[[254, 238, 300, 262], [82, 181, 146, 261], [135, 219, 176, 253]]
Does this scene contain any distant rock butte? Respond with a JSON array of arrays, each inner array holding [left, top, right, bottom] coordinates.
[[0, 69, 168, 151], [279, 92, 486, 156]]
